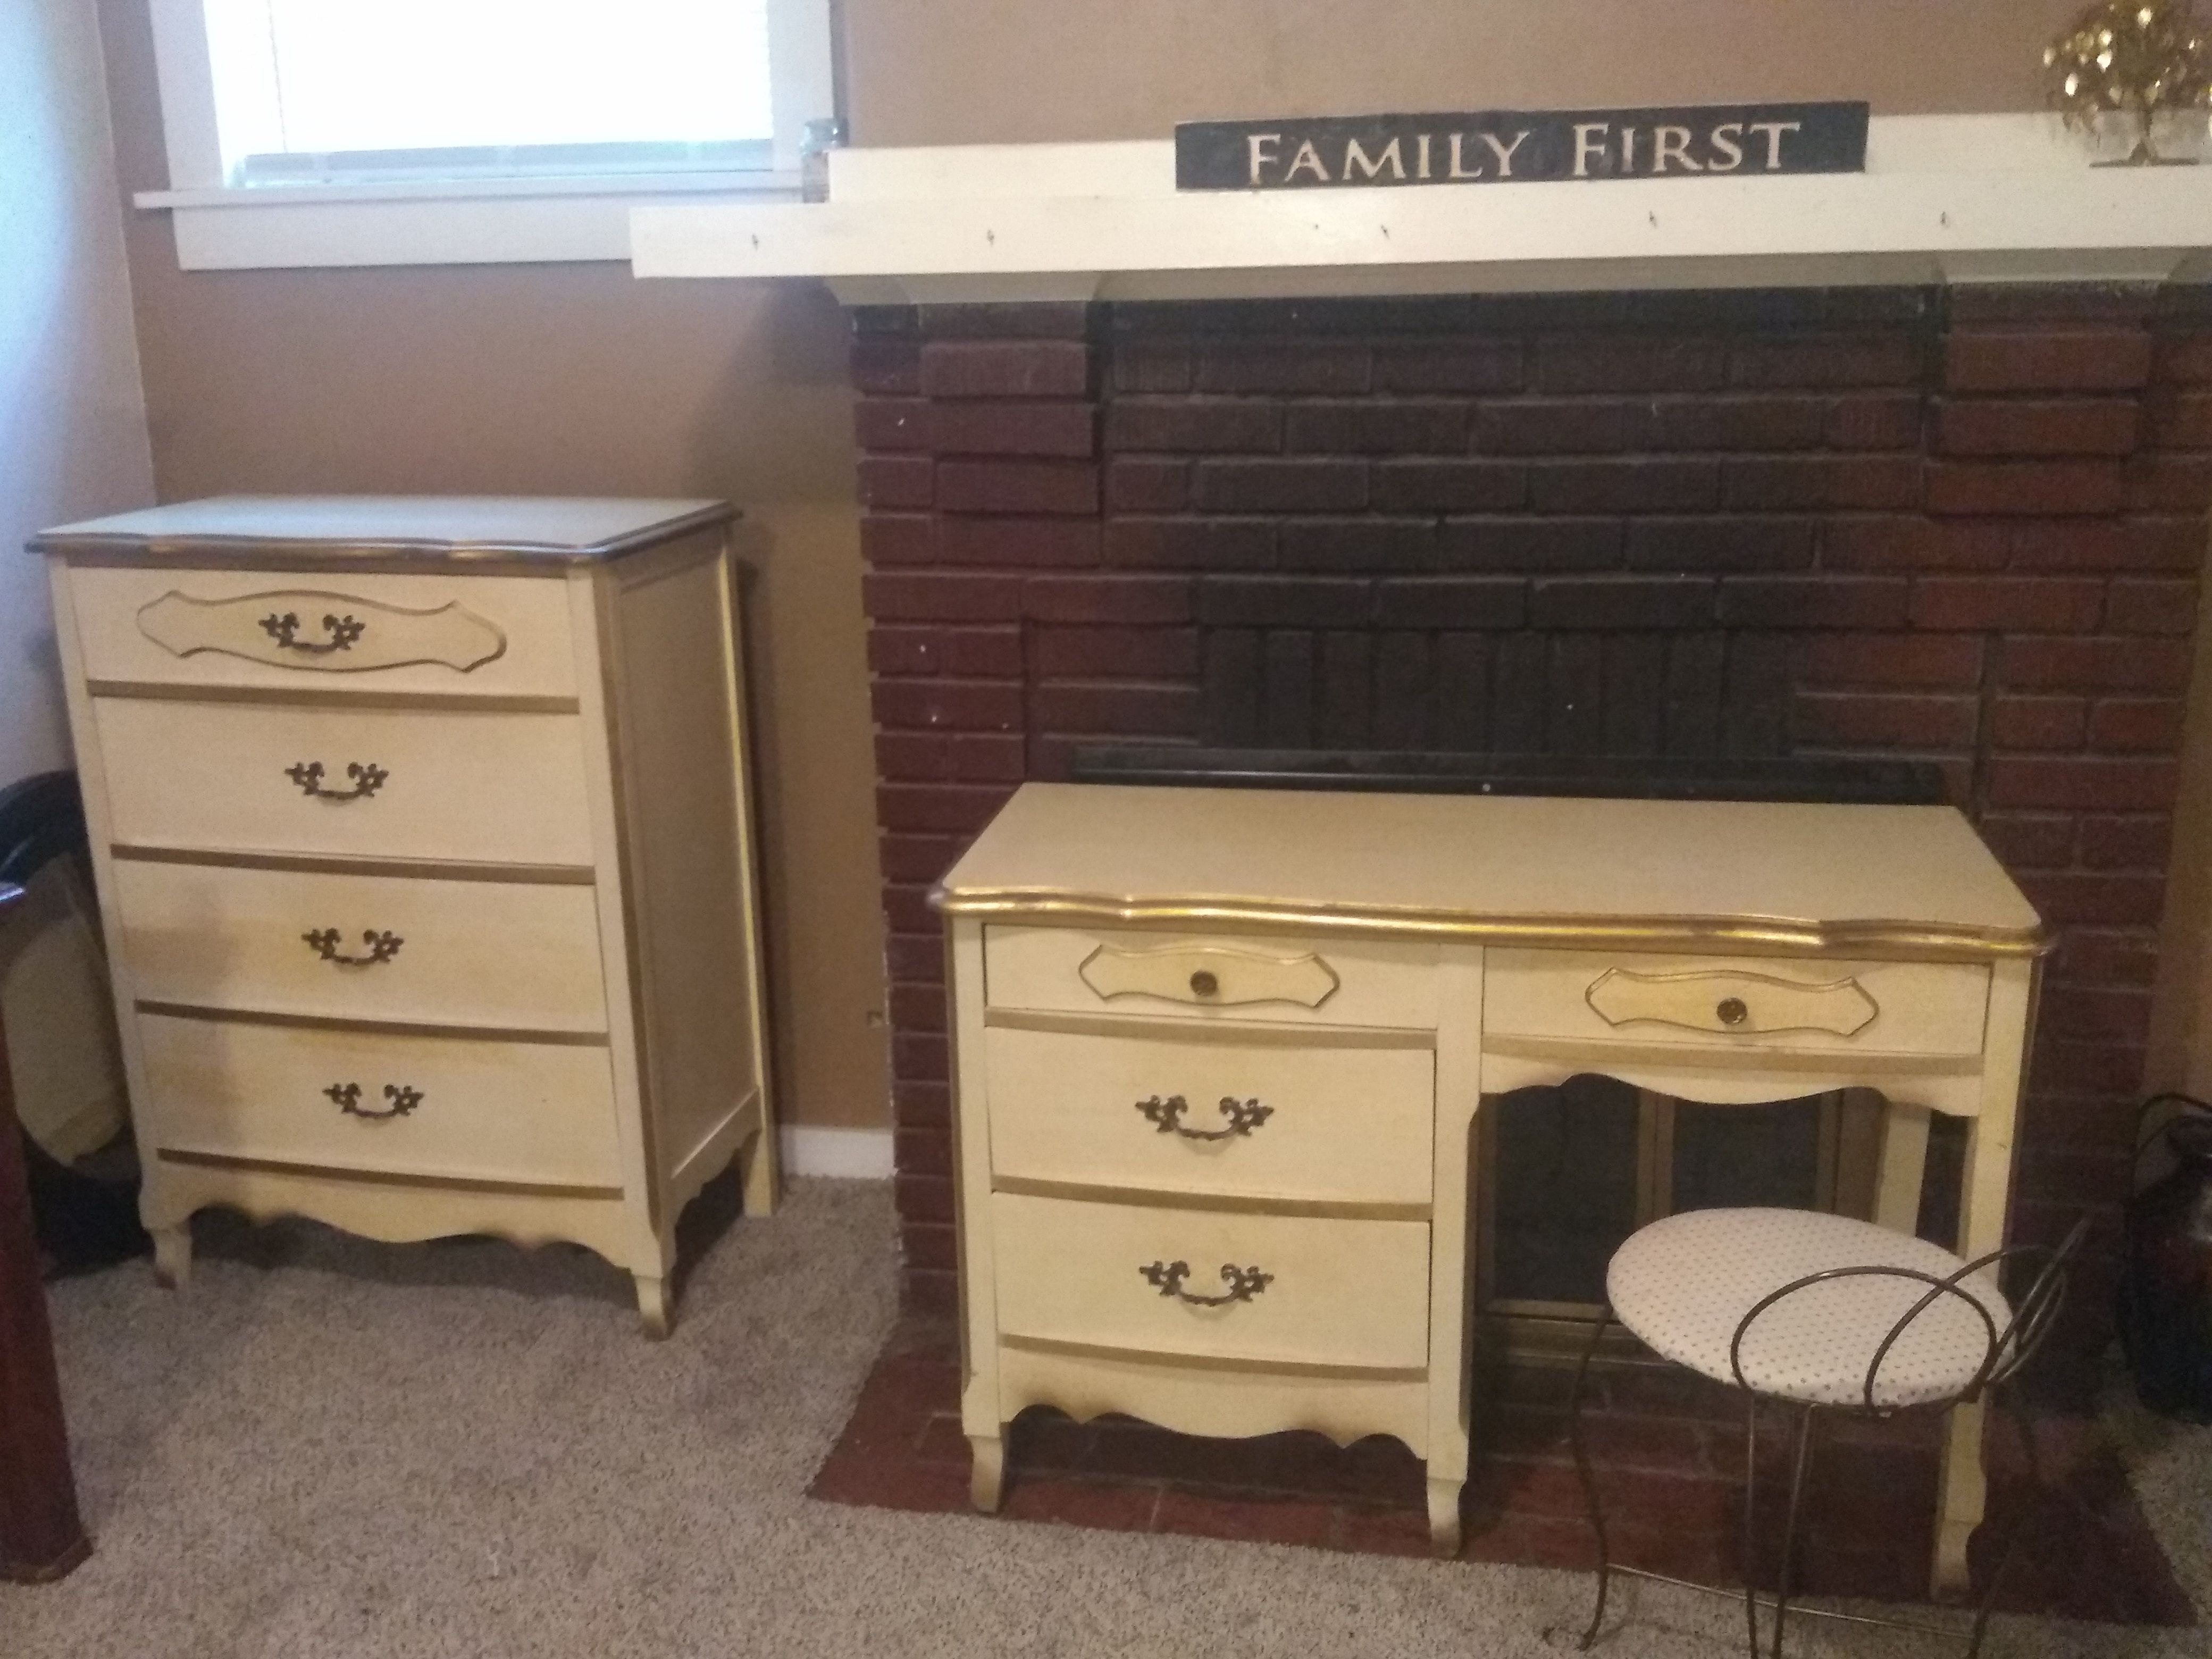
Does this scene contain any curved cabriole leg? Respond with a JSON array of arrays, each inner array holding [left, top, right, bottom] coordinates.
[[968, 1432, 1006, 1513], [1427, 1476, 1463, 1559], [151, 1225, 191, 1289], [634, 1273, 671, 1340]]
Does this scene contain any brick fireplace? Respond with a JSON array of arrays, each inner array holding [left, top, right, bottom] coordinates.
[[854, 283, 2212, 1385]]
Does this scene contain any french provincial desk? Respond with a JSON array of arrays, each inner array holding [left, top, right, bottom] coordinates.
[[30, 498, 777, 1337], [934, 782, 2043, 1590]]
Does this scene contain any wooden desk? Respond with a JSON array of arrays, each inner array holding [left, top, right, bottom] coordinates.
[[935, 784, 2042, 1593], [0, 881, 92, 1582]]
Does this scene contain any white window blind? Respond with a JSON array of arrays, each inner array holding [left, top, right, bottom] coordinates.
[[202, 0, 776, 184]]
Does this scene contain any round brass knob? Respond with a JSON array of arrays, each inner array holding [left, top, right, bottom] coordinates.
[[1716, 996, 1749, 1027], [1189, 969, 1220, 999]]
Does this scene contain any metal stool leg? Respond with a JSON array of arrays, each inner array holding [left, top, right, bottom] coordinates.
[[1568, 1308, 1612, 1650], [1964, 1383, 2040, 1659], [1769, 1405, 1819, 1659], [1740, 1394, 1763, 1659]]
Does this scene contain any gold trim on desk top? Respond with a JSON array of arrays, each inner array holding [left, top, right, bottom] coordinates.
[[33, 502, 733, 569], [932, 889, 2051, 962]]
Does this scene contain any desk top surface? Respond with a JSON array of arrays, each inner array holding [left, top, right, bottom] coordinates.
[[937, 784, 2043, 957], [29, 496, 731, 566]]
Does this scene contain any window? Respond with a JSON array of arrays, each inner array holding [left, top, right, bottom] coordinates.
[[142, 0, 835, 268]]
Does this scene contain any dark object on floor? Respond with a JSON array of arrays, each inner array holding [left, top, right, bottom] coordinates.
[[1565, 1208, 2090, 1658], [811, 1317, 2195, 1626], [2119, 1093, 2212, 1422], [1071, 746, 1948, 806], [0, 880, 92, 1582], [0, 771, 146, 1273]]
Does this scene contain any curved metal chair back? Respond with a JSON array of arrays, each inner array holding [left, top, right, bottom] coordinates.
[[1726, 1214, 2096, 1413]]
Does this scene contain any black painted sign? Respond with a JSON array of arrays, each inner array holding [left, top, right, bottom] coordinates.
[[1176, 102, 1869, 191]]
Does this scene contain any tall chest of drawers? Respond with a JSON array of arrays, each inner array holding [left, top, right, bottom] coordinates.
[[31, 497, 777, 1335], [937, 783, 2043, 1578]]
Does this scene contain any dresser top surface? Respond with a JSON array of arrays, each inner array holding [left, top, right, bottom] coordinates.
[[937, 784, 2043, 955], [29, 496, 731, 565]]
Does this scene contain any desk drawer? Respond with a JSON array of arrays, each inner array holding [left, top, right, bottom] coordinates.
[[992, 1192, 1430, 1372], [95, 699, 597, 868], [113, 861, 608, 1034], [139, 1013, 621, 1188], [1484, 949, 1991, 1057], [985, 926, 1438, 1030], [68, 565, 576, 699], [986, 1024, 1433, 1207]]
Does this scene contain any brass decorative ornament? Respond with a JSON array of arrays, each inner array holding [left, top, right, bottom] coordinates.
[[2045, 0, 2212, 163]]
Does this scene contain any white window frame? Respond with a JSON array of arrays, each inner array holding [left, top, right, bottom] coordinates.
[[136, 0, 835, 270]]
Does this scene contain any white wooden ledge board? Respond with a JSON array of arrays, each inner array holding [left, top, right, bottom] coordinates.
[[631, 115, 2212, 303]]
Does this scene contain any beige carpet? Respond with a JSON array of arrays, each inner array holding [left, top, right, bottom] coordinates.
[[4, 1179, 2205, 1659]]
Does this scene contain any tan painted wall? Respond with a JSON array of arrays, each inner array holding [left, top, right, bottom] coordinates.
[[2, 0, 153, 789], [842, 0, 2090, 147]]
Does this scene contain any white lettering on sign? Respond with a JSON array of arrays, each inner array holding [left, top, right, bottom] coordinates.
[[1245, 132, 1282, 186], [1219, 110, 1832, 188], [1344, 136, 1406, 182], [1480, 129, 1532, 179]]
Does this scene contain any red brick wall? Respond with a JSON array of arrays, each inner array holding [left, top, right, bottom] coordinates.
[[855, 286, 2212, 1371]]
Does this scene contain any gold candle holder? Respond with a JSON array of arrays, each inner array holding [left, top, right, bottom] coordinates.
[[2045, 0, 2212, 164]]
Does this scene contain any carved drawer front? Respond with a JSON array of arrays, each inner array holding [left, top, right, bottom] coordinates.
[[93, 699, 596, 868], [984, 926, 1439, 1030], [991, 1193, 1431, 1372], [113, 862, 608, 1035], [67, 566, 577, 698], [985, 1026, 1434, 1207], [138, 1013, 622, 1188], [1483, 949, 1991, 1057]]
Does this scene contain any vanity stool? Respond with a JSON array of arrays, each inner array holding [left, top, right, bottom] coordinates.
[[30, 497, 777, 1336], [1566, 1207, 2090, 1658]]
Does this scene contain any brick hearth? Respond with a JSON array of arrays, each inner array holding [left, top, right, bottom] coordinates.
[[853, 284, 2212, 1383]]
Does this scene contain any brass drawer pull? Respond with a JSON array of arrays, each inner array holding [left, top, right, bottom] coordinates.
[[323, 1082, 423, 1120], [303, 928, 404, 967], [286, 760, 388, 801], [1141, 1259, 1273, 1306], [260, 610, 366, 655], [1136, 1094, 1273, 1141], [1716, 996, 1748, 1026]]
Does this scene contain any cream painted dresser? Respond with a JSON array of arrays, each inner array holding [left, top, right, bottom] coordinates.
[[30, 497, 776, 1336], [936, 782, 2042, 1586]]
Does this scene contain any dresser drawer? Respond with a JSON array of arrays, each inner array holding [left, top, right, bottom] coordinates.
[[1484, 949, 1991, 1057], [113, 861, 608, 1034], [984, 926, 1438, 1030], [67, 566, 577, 699], [991, 1193, 1430, 1372], [139, 1013, 621, 1188], [986, 1025, 1434, 1207], [94, 699, 596, 867]]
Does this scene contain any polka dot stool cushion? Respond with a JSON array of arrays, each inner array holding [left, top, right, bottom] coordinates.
[[1606, 1209, 2012, 1409]]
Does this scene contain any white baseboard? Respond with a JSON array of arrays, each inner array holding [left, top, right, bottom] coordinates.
[[780, 1125, 894, 1180]]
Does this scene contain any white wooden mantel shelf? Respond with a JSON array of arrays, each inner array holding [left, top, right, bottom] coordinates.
[[631, 115, 2212, 304]]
